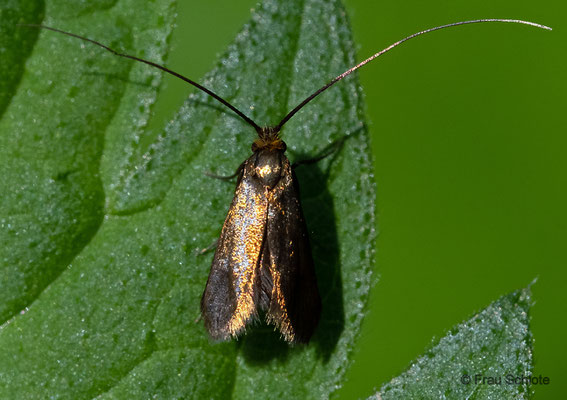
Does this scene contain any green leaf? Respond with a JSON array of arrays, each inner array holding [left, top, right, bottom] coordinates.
[[0, 0, 375, 399], [374, 285, 534, 400], [0, 0, 176, 323], [0, 0, 44, 118]]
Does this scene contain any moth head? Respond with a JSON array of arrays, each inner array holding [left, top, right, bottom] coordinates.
[[252, 126, 287, 153]]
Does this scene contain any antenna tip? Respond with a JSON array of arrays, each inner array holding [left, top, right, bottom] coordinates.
[[513, 19, 553, 31]]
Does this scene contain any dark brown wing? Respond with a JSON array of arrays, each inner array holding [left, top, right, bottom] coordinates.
[[200, 156, 268, 340], [263, 158, 321, 343]]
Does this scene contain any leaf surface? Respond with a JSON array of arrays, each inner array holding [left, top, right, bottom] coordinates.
[[375, 286, 534, 400]]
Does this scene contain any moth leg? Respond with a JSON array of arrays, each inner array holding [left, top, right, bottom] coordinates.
[[204, 160, 246, 181], [292, 135, 348, 169], [196, 239, 219, 256]]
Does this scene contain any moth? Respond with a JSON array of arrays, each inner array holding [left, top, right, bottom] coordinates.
[[23, 18, 550, 343]]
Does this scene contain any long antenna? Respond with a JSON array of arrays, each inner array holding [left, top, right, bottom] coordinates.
[[275, 19, 551, 130], [18, 24, 263, 133], [20, 19, 550, 135]]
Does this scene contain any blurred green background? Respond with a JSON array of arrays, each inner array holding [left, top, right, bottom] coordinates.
[[150, 0, 565, 398]]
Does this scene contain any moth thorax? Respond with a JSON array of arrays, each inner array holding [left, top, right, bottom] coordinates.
[[254, 149, 284, 189]]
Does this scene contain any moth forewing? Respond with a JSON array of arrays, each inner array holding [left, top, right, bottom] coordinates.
[[200, 152, 269, 340], [264, 162, 321, 343]]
